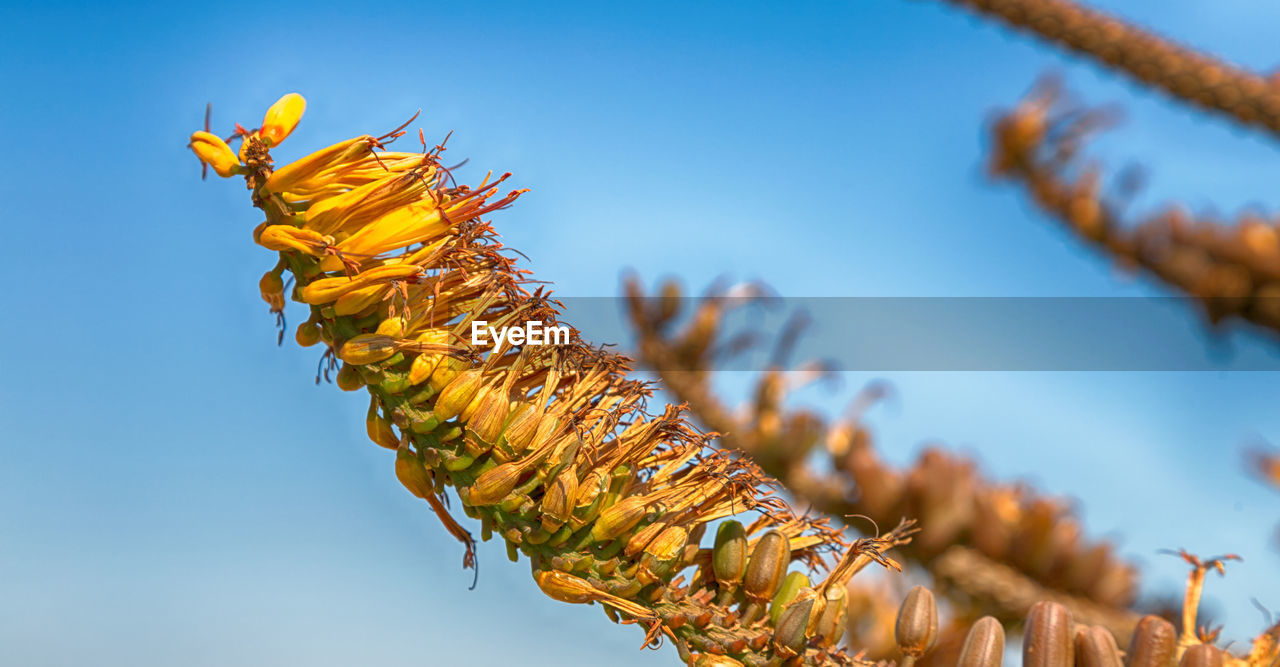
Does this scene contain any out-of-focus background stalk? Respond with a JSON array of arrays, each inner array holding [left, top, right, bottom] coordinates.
[[2, 1, 1278, 665]]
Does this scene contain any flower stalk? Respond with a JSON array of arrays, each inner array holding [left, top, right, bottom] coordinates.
[[190, 94, 915, 666]]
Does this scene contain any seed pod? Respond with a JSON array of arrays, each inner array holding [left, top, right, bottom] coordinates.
[[957, 616, 1005, 667], [466, 388, 509, 446], [1126, 615, 1176, 667], [468, 461, 524, 506], [590, 494, 650, 542], [541, 465, 578, 532], [295, 321, 323, 347], [712, 520, 748, 589], [1023, 601, 1073, 667], [261, 92, 306, 147], [339, 333, 398, 365], [1074, 625, 1122, 667], [1179, 645, 1225, 667], [895, 585, 939, 659], [434, 369, 483, 421], [772, 588, 817, 658], [813, 584, 848, 647], [743, 530, 789, 601], [335, 363, 365, 391], [769, 571, 811, 626]]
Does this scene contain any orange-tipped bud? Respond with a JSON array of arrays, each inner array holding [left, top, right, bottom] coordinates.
[[188, 130, 242, 177], [260, 93, 306, 147]]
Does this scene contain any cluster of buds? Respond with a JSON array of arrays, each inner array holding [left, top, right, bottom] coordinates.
[[189, 94, 924, 666], [934, 0, 1280, 136], [988, 81, 1280, 338], [622, 278, 1139, 643], [894, 552, 1280, 666]]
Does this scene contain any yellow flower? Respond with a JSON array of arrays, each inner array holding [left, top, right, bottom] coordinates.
[[260, 93, 306, 147], [187, 131, 242, 178]]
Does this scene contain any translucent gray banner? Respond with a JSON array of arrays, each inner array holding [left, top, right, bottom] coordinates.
[[555, 296, 1280, 371]]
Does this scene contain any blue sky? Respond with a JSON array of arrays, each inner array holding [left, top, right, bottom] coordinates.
[[2, 1, 1280, 664]]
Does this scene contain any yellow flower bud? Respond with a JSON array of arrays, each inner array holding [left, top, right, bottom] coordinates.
[[375, 317, 405, 338], [335, 363, 365, 391], [366, 399, 400, 450], [338, 333, 398, 366], [295, 321, 323, 347], [188, 131, 242, 178], [259, 270, 285, 310], [394, 447, 433, 499], [434, 370, 483, 422], [260, 93, 306, 147]]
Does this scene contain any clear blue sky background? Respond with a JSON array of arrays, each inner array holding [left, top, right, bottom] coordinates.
[[2, 1, 1280, 665]]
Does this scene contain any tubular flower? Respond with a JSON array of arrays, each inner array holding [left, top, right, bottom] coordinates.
[[193, 95, 916, 666], [188, 130, 242, 177], [260, 92, 306, 147]]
